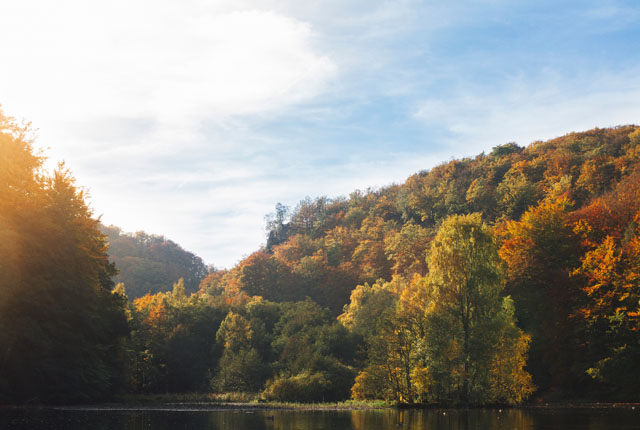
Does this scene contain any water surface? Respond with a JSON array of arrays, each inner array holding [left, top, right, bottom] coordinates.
[[2, 406, 639, 429]]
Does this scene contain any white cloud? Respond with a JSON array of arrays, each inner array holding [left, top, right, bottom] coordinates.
[[0, 0, 341, 267], [0, 1, 335, 126]]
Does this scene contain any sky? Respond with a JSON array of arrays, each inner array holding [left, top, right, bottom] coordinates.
[[1, 0, 640, 268]]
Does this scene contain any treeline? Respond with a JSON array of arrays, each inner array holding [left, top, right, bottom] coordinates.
[[2, 104, 639, 404], [101, 225, 208, 299], [123, 214, 531, 405]]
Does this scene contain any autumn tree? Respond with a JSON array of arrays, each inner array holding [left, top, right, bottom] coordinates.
[[341, 279, 403, 401], [236, 250, 295, 302], [352, 216, 394, 283], [498, 197, 582, 392], [384, 222, 430, 277], [345, 277, 429, 403], [572, 211, 640, 400]]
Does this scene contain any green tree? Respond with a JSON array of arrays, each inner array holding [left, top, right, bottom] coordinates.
[[264, 300, 359, 401], [128, 286, 227, 394], [423, 213, 533, 404], [213, 311, 266, 392], [338, 280, 397, 338], [496, 164, 538, 219]]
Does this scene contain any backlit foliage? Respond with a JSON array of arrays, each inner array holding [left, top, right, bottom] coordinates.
[[3, 103, 640, 404], [0, 109, 128, 403]]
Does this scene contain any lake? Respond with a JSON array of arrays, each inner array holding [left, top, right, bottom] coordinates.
[[1, 406, 639, 429]]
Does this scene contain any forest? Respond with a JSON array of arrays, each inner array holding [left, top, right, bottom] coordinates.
[[101, 225, 209, 299], [1, 107, 639, 405]]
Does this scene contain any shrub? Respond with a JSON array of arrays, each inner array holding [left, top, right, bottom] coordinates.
[[262, 371, 330, 402], [262, 361, 355, 403]]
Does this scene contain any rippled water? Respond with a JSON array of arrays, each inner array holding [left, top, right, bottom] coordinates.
[[2, 406, 639, 429]]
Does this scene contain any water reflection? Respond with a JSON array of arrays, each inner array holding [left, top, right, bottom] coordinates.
[[1, 406, 638, 429], [350, 409, 538, 430]]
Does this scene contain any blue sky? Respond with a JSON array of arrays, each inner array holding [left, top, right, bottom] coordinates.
[[1, 0, 639, 267]]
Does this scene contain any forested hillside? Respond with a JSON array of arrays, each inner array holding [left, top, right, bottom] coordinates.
[[3, 107, 639, 405], [133, 125, 640, 403], [101, 225, 208, 299]]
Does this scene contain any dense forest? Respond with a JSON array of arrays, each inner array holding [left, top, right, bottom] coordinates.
[[101, 225, 208, 299], [2, 107, 639, 405]]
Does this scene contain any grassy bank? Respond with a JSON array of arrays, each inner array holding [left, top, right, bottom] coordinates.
[[104, 393, 388, 410]]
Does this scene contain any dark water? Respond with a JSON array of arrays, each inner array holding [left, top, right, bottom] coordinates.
[[1, 406, 639, 429]]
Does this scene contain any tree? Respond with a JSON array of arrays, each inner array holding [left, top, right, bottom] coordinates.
[[265, 300, 359, 401], [0, 109, 129, 403], [236, 250, 295, 302], [265, 203, 291, 250], [352, 216, 394, 283], [498, 197, 582, 392], [572, 212, 640, 400], [213, 311, 266, 392], [422, 213, 533, 404], [496, 163, 538, 219], [384, 222, 430, 277], [342, 277, 423, 403], [338, 280, 398, 338]]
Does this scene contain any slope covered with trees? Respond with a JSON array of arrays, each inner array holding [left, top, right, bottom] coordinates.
[[3, 106, 639, 406], [102, 225, 208, 299], [126, 125, 640, 404]]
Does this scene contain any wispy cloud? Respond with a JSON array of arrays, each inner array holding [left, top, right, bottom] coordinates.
[[1, 0, 639, 267], [583, 2, 640, 31], [0, 2, 335, 131], [414, 68, 640, 156]]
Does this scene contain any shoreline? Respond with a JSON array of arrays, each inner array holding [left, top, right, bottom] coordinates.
[[2, 401, 639, 412]]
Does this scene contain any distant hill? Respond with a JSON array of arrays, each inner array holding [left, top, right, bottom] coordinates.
[[102, 225, 208, 299]]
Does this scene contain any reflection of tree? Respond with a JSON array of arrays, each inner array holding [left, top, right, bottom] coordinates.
[[350, 409, 536, 430]]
